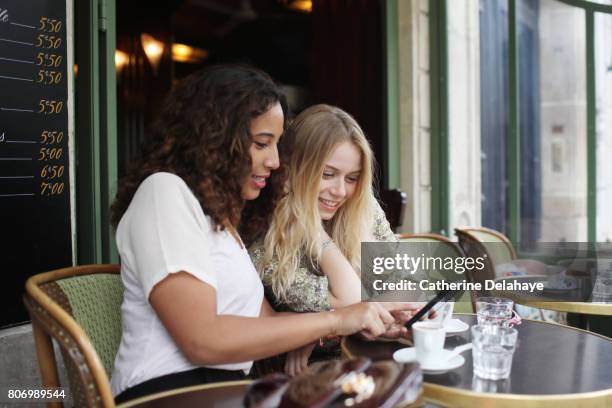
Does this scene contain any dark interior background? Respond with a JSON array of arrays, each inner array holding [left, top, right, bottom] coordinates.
[[116, 0, 385, 187]]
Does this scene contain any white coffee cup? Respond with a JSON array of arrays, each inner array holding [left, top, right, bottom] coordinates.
[[412, 321, 446, 365]]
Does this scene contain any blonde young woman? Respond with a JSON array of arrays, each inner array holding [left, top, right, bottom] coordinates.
[[249, 104, 399, 375]]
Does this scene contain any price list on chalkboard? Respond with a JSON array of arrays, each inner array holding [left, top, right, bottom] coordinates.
[[0, 0, 72, 326]]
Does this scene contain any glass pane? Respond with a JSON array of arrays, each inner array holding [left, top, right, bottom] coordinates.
[[480, 0, 510, 234], [596, 12, 612, 241], [519, 0, 587, 245]]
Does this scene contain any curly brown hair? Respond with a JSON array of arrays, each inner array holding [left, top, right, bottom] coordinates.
[[110, 65, 288, 239]]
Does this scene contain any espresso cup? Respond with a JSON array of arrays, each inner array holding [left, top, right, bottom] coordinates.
[[412, 321, 446, 365]]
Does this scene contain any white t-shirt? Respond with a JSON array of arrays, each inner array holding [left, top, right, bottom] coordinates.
[[110, 172, 264, 396]]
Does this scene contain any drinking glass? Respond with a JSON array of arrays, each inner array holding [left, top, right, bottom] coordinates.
[[476, 297, 514, 327], [471, 375, 511, 393], [471, 325, 518, 380]]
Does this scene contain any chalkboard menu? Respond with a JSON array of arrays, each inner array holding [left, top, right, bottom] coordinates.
[[0, 0, 73, 327]]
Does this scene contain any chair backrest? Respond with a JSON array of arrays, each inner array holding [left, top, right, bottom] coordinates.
[[379, 189, 407, 232], [455, 227, 516, 298], [24, 264, 122, 408], [458, 227, 517, 261], [397, 233, 474, 312]]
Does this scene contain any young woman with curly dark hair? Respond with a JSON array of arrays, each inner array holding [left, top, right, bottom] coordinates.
[[109, 65, 412, 403]]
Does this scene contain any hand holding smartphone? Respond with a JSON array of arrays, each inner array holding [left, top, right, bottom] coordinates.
[[403, 289, 460, 329]]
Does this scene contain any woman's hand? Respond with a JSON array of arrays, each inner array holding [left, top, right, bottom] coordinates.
[[358, 302, 421, 340], [285, 342, 316, 377], [388, 303, 422, 325], [329, 302, 416, 338]]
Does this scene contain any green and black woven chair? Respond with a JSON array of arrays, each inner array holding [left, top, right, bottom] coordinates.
[[24, 264, 123, 408]]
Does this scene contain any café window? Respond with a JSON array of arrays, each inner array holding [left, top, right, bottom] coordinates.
[[438, 0, 612, 246]]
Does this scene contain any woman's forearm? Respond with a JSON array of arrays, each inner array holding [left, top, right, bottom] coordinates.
[[151, 273, 403, 367], [328, 293, 353, 309], [320, 243, 362, 305], [151, 272, 334, 366], [187, 312, 336, 365]]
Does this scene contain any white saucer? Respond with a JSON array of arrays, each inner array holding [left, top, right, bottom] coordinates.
[[444, 318, 469, 334], [393, 347, 465, 374]]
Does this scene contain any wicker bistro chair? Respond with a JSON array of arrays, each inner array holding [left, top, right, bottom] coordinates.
[[455, 227, 517, 264], [454, 227, 517, 298], [454, 227, 568, 324], [397, 233, 475, 312], [24, 264, 123, 408]]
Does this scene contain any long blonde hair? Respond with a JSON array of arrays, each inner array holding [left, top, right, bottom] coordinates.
[[261, 104, 376, 302]]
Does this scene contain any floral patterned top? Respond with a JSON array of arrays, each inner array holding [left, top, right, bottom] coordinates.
[[249, 200, 397, 313]]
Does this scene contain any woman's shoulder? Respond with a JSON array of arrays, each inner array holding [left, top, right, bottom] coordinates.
[[140, 172, 188, 190], [124, 172, 204, 225], [134, 172, 195, 201], [372, 197, 397, 242]]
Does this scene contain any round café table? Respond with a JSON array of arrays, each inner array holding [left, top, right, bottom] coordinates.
[[113, 377, 428, 408], [342, 314, 612, 408], [491, 275, 612, 315], [116, 380, 251, 408]]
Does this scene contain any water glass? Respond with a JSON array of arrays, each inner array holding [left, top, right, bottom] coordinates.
[[471, 375, 511, 393], [471, 325, 518, 380], [476, 297, 514, 327]]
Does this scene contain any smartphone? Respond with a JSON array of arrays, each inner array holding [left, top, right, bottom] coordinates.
[[403, 289, 460, 329]]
